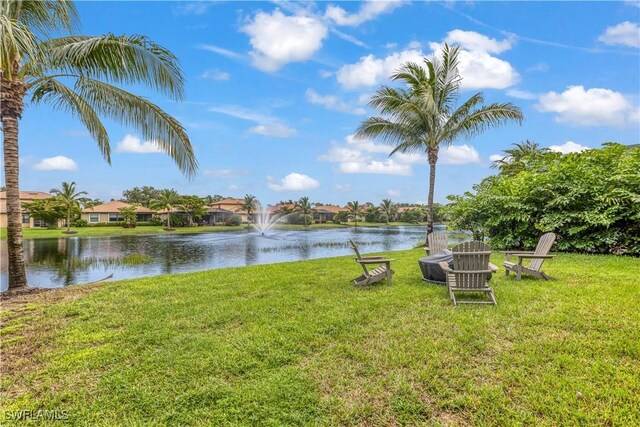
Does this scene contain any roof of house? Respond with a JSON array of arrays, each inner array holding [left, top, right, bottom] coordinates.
[[83, 200, 155, 214], [211, 198, 244, 206], [315, 205, 348, 213], [0, 191, 53, 213], [0, 191, 52, 201]]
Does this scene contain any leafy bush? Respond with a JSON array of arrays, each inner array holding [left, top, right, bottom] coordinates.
[[225, 215, 242, 226], [72, 219, 88, 227], [333, 211, 349, 224], [446, 143, 640, 255], [149, 215, 165, 226], [168, 214, 188, 228]]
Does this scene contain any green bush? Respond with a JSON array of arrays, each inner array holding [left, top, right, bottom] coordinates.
[[72, 219, 88, 227], [149, 215, 165, 226], [225, 215, 242, 226], [446, 143, 640, 255]]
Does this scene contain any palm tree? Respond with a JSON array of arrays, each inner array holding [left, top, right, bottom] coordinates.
[[50, 181, 87, 233], [347, 201, 363, 227], [379, 199, 396, 224], [491, 140, 549, 176], [242, 194, 256, 226], [355, 44, 523, 235], [1, 1, 197, 289], [295, 196, 314, 227], [151, 189, 181, 230]]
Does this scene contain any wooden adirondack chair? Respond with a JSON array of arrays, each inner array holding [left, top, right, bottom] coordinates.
[[349, 239, 394, 286], [425, 231, 448, 255], [439, 241, 498, 306], [503, 233, 556, 280]]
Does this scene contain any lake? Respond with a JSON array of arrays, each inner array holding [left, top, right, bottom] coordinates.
[[1, 225, 468, 290]]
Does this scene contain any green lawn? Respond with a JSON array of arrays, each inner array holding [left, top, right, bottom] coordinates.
[[0, 222, 425, 240], [1, 250, 638, 426]]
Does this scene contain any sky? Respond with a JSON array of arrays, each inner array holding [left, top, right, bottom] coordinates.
[[14, 0, 640, 205]]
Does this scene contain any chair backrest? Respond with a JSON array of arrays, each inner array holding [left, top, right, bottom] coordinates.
[[451, 241, 492, 290], [530, 232, 556, 271], [428, 231, 448, 254], [348, 239, 369, 275]]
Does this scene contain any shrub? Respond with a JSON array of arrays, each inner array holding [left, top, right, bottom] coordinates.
[[72, 219, 88, 227], [149, 215, 165, 226], [225, 215, 242, 226]]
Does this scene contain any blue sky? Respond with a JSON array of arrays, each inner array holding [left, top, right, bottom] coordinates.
[[16, 1, 640, 205]]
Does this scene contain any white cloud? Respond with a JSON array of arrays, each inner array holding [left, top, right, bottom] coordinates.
[[339, 159, 412, 175], [385, 42, 397, 49], [199, 44, 243, 59], [248, 123, 297, 138], [326, 1, 407, 26], [336, 49, 423, 89], [319, 70, 333, 78], [203, 169, 247, 177], [33, 155, 78, 171], [228, 184, 242, 192], [489, 154, 504, 162], [242, 9, 327, 72], [337, 30, 518, 90], [507, 89, 537, 100], [268, 173, 320, 191], [536, 85, 636, 126], [317, 146, 367, 163], [597, 21, 640, 48], [305, 89, 366, 115], [387, 189, 401, 198], [116, 134, 161, 153], [444, 29, 513, 53], [334, 184, 351, 192], [440, 145, 482, 164], [209, 105, 297, 137], [176, 2, 212, 15], [548, 141, 590, 154], [201, 69, 230, 81]]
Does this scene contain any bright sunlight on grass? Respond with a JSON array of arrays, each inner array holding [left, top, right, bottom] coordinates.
[[1, 249, 638, 425]]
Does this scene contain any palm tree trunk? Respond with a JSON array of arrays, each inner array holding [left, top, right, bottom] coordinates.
[[1, 70, 28, 289], [66, 207, 71, 232], [167, 213, 171, 229], [426, 148, 439, 236]]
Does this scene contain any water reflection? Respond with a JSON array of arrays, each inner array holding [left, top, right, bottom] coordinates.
[[1, 226, 469, 290]]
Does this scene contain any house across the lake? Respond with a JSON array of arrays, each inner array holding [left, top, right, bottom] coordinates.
[[204, 198, 249, 223], [313, 205, 348, 223], [81, 201, 155, 224], [0, 190, 58, 228]]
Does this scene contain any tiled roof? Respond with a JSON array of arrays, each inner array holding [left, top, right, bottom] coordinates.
[[83, 200, 155, 214]]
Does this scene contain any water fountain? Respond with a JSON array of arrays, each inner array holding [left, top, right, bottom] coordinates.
[[249, 200, 291, 236]]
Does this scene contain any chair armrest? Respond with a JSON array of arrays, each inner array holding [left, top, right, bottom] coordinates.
[[513, 254, 554, 259], [357, 255, 385, 260], [488, 262, 498, 273], [438, 261, 453, 273], [357, 258, 394, 264], [504, 251, 535, 255]]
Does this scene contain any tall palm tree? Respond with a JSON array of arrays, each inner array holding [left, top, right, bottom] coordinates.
[[295, 196, 314, 227], [347, 201, 363, 227], [50, 181, 87, 233], [151, 189, 181, 230], [379, 199, 396, 224], [355, 44, 523, 235], [242, 194, 256, 226], [491, 140, 549, 176], [1, 1, 197, 288]]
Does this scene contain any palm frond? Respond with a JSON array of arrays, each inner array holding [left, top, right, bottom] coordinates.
[[30, 77, 111, 161], [73, 77, 197, 177], [31, 34, 184, 99], [0, 15, 38, 79], [443, 102, 524, 143], [13, 0, 78, 36]]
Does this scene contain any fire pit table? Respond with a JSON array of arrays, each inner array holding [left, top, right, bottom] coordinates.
[[418, 249, 453, 284]]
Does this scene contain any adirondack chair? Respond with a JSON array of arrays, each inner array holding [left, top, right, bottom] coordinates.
[[439, 241, 498, 306], [348, 239, 395, 286], [503, 233, 556, 280], [425, 231, 448, 255]]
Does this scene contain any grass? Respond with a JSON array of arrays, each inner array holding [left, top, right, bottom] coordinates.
[[0, 222, 425, 240], [1, 250, 638, 426]]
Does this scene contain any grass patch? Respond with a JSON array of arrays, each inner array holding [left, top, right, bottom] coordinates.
[[1, 250, 638, 425]]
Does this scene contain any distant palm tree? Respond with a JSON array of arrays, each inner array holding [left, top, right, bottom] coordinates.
[[151, 189, 181, 229], [355, 44, 523, 236], [1, 1, 196, 289], [347, 201, 363, 227], [242, 194, 256, 226], [295, 196, 314, 227], [50, 181, 87, 233], [379, 199, 397, 223], [491, 140, 549, 176]]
